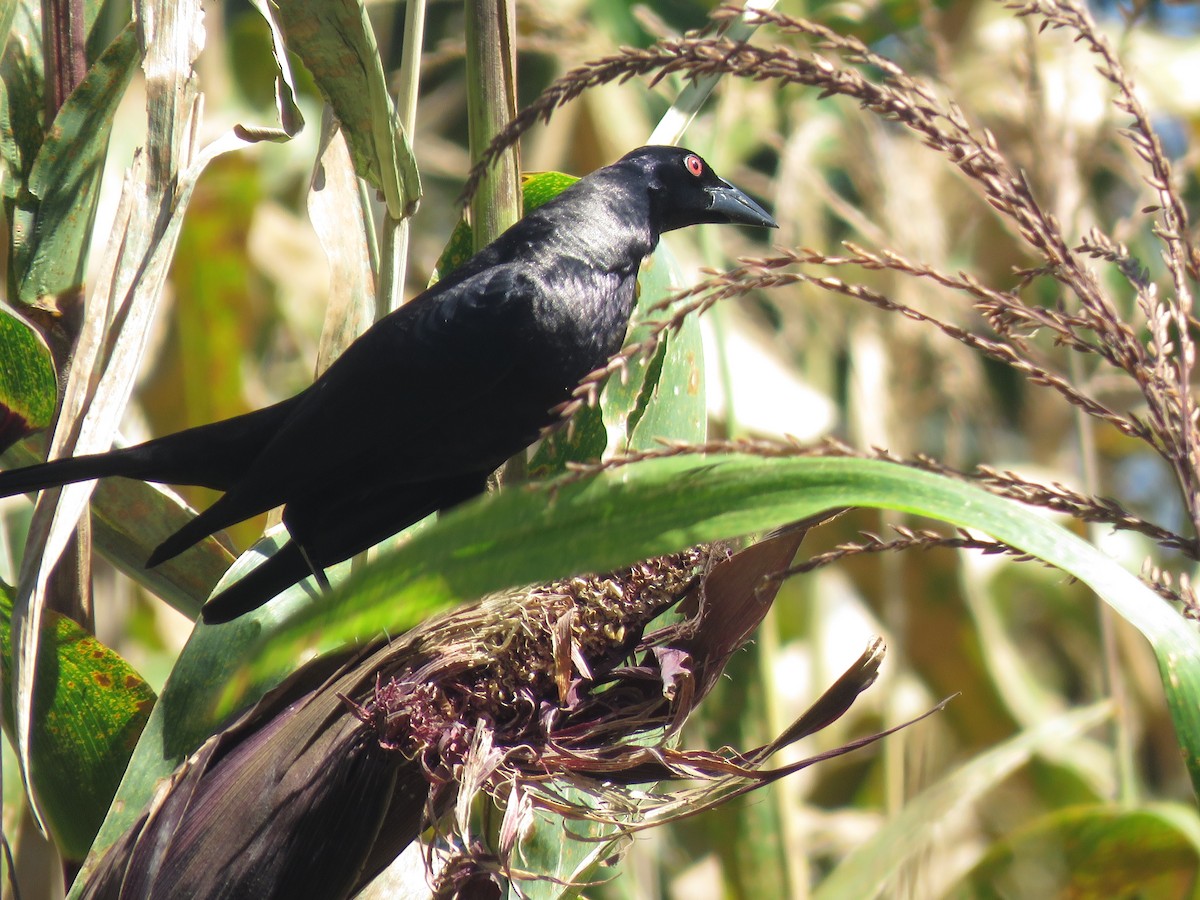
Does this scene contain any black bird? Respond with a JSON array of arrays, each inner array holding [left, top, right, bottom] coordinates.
[[0, 146, 776, 622]]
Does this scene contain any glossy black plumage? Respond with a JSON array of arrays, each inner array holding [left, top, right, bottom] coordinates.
[[0, 146, 776, 622]]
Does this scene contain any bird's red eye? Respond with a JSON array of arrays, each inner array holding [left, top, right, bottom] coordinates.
[[684, 154, 704, 177]]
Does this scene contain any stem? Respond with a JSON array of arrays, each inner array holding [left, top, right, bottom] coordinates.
[[377, 216, 406, 320], [396, 0, 425, 141], [1069, 350, 1137, 804], [376, 0, 427, 318], [38, 0, 94, 636], [42, 0, 87, 121], [465, 0, 520, 250], [646, 0, 778, 146], [465, 0, 523, 485]]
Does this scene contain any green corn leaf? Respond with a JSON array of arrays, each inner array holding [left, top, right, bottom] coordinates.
[[0, 307, 56, 451], [11, 21, 140, 304], [0, 580, 155, 861]]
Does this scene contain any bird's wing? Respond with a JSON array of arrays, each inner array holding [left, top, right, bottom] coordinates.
[[283, 261, 551, 470], [149, 263, 550, 564]]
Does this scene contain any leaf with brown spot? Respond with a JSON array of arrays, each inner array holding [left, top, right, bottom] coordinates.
[[0, 579, 155, 861]]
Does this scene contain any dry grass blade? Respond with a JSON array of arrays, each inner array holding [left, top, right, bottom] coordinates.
[[1140, 562, 1200, 620], [1009, 0, 1199, 280], [554, 256, 1157, 451], [783, 526, 1036, 577], [1005, 0, 1200, 540]]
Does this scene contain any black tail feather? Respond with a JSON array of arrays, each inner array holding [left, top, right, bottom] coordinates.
[[199, 473, 492, 623], [145, 490, 260, 569], [0, 395, 303, 500], [200, 541, 311, 624], [0, 450, 150, 498]]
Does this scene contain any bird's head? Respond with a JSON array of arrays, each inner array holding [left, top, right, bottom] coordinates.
[[619, 145, 778, 234]]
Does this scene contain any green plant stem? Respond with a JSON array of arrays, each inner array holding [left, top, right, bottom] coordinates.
[[38, 0, 95, 634], [464, 0, 522, 483], [42, 0, 87, 120], [377, 216, 406, 320], [395, 0, 425, 141], [646, 0, 778, 147], [1068, 351, 1137, 805], [465, 0, 520, 250], [376, 0, 427, 319]]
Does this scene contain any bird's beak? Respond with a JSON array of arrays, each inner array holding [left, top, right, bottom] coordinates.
[[706, 182, 778, 228]]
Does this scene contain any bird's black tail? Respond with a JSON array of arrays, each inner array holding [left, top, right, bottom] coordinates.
[[0, 395, 304, 500], [200, 540, 311, 624], [0, 449, 157, 498], [200, 472, 493, 623]]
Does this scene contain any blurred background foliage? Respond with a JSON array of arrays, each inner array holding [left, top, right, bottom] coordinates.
[[6, 0, 1200, 897]]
